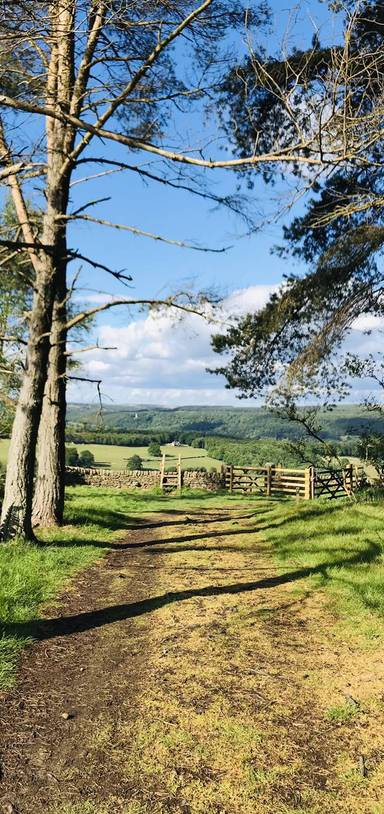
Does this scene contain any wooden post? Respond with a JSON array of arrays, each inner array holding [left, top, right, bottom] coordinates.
[[229, 464, 234, 494], [304, 467, 311, 500], [265, 464, 272, 497], [310, 466, 316, 500], [349, 463, 354, 494], [177, 455, 182, 492], [160, 453, 165, 490], [342, 464, 353, 496]]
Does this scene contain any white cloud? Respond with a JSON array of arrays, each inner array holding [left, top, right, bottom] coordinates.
[[67, 284, 384, 405], [351, 314, 384, 332], [68, 284, 276, 404]]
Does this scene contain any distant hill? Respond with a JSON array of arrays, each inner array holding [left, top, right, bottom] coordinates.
[[67, 404, 384, 441]]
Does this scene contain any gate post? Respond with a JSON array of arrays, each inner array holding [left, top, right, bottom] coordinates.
[[160, 453, 166, 490], [265, 464, 272, 497], [304, 467, 315, 500], [347, 463, 353, 495], [229, 464, 234, 494], [310, 466, 316, 500]]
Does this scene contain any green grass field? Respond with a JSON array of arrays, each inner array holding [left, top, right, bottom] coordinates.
[[0, 439, 223, 471]]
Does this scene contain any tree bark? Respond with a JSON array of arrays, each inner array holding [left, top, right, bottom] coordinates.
[[0, 1, 75, 541], [0, 267, 56, 540], [32, 276, 67, 527]]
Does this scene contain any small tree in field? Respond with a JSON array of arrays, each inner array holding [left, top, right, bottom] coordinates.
[[79, 449, 95, 468], [148, 442, 162, 458], [126, 455, 143, 471]]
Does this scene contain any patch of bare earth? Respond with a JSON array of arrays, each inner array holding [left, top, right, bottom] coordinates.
[[1, 506, 384, 814]]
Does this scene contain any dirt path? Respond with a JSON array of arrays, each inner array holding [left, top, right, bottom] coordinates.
[[1, 506, 383, 814]]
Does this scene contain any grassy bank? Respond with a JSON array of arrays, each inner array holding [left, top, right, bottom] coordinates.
[[258, 495, 384, 640]]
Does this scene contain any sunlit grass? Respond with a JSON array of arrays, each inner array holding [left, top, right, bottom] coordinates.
[[2, 485, 384, 691], [255, 496, 384, 634]]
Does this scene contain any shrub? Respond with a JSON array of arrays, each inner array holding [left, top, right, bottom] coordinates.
[[147, 442, 162, 457], [65, 446, 79, 466], [126, 455, 143, 471], [79, 449, 95, 467]]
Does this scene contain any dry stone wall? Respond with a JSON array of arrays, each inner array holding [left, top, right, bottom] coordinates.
[[65, 467, 224, 492]]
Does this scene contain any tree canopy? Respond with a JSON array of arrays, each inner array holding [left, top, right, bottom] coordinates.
[[212, 1, 384, 404]]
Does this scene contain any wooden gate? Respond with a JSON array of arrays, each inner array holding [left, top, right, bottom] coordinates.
[[315, 465, 364, 499], [160, 454, 182, 493], [224, 463, 364, 500], [224, 464, 314, 499]]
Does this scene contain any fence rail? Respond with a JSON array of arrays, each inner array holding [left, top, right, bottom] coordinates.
[[224, 463, 365, 500]]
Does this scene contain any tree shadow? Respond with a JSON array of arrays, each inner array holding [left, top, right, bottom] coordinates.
[[122, 511, 256, 532], [44, 525, 264, 550], [3, 542, 380, 644], [122, 526, 261, 549]]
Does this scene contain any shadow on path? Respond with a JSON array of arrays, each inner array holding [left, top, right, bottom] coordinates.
[[46, 525, 263, 550], [3, 542, 380, 643]]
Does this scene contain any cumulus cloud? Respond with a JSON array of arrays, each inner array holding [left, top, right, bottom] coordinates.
[[68, 284, 383, 405], [68, 284, 276, 404]]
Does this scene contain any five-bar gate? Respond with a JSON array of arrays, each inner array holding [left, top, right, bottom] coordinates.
[[224, 463, 364, 500]]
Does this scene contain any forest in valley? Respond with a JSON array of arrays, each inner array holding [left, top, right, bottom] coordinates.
[[65, 403, 384, 441]]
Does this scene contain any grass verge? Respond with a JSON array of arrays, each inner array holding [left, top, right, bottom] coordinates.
[[257, 494, 384, 639]]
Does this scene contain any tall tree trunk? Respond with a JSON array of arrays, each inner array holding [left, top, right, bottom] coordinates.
[[0, 268, 56, 540], [32, 275, 67, 527], [0, 1, 75, 541]]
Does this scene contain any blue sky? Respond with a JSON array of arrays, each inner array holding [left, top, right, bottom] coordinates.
[[67, 0, 321, 405]]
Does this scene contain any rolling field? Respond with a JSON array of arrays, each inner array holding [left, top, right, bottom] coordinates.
[[0, 439, 223, 471]]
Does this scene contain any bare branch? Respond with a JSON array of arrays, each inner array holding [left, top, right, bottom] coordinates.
[[65, 344, 117, 355], [64, 0, 215, 169], [59, 213, 232, 253], [0, 119, 42, 274], [65, 296, 210, 331], [0, 93, 328, 170], [73, 157, 252, 223]]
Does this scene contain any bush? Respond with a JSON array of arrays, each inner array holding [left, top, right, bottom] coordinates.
[[65, 446, 79, 466], [126, 455, 143, 471], [79, 449, 95, 467], [147, 442, 162, 457]]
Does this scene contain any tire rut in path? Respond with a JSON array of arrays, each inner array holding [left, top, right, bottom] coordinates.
[[0, 515, 168, 812]]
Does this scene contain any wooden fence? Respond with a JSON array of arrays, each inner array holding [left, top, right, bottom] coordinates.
[[224, 463, 365, 500]]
